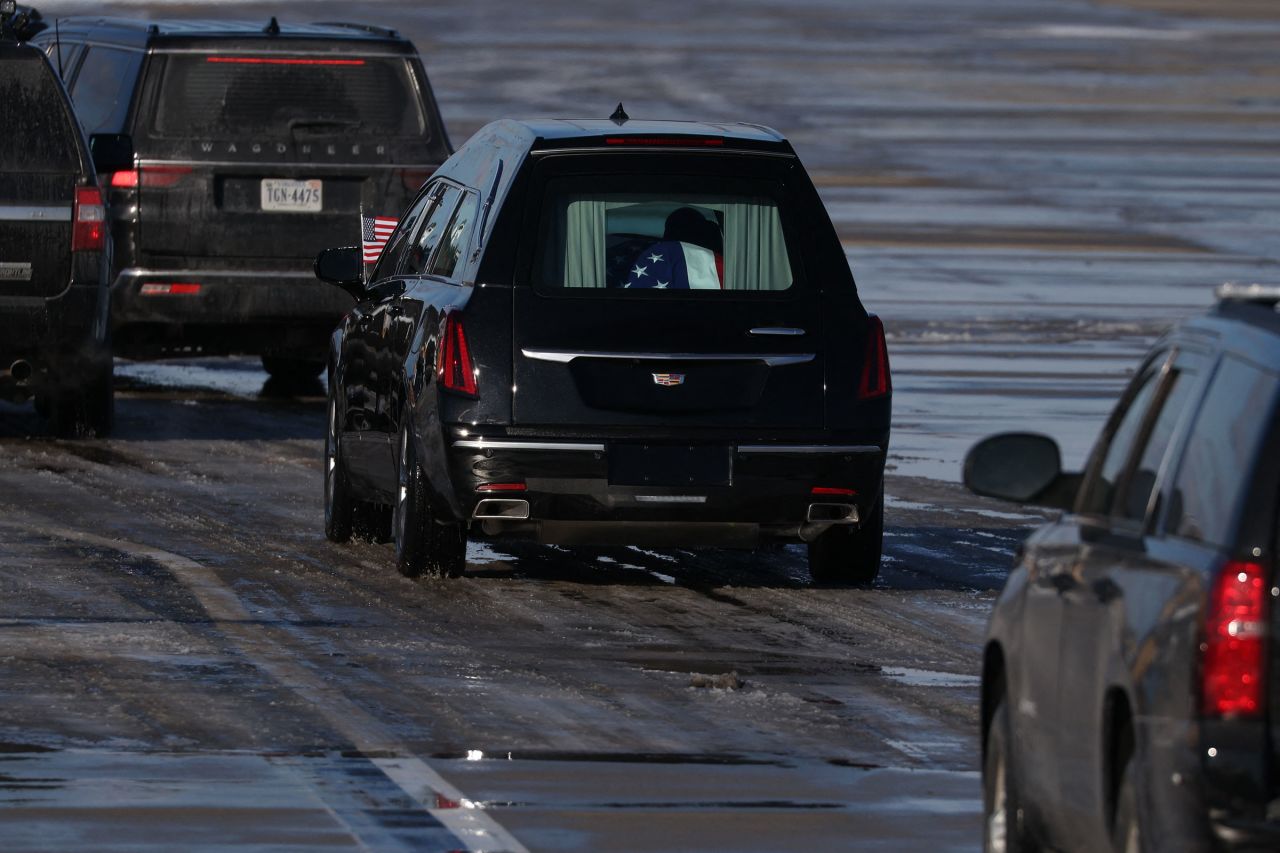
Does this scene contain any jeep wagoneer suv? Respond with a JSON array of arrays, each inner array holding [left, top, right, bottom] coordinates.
[[32, 16, 451, 378]]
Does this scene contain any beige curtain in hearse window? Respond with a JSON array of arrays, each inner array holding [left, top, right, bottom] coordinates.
[[556, 195, 791, 290]]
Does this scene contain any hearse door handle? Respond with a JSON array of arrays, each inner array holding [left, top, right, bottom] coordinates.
[[749, 327, 806, 336]]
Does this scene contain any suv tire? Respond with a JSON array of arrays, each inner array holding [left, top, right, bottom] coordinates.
[[807, 483, 883, 585], [261, 355, 325, 381], [984, 698, 1031, 853], [394, 421, 466, 578]]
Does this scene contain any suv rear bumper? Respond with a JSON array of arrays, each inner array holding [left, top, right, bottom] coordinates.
[[0, 279, 110, 401], [443, 436, 887, 547], [111, 266, 353, 357]]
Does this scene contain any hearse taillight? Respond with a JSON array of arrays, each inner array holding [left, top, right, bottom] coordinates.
[[857, 315, 891, 400], [436, 312, 479, 398]]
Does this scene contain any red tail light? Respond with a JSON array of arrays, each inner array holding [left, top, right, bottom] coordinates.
[[604, 136, 724, 147], [140, 283, 202, 296], [206, 56, 366, 66], [812, 486, 857, 497], [436, 312, 478, 398], [72, 187, 105, 252], [857, 315, 891, 400], [109, 166, 191, 189], [1202, 560, 1268, 718]]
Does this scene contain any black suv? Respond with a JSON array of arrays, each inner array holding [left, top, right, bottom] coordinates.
[[967, 284, 1280, 851], [316, 118, 891, 583], [0, 12, 120, 436], [30, 15, 451, 378]]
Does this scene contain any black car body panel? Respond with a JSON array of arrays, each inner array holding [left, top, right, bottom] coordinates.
[[975, 292, 1280, 851], [323, 119, 890, 563], [0, 39, 112, 418], [31, 18, 452, 359]]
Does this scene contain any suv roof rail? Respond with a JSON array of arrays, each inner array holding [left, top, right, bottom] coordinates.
[[311, 21, 400, 39], [1216, 282, 1280, 305]]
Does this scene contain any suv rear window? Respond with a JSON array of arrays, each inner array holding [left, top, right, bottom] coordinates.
[[0, 53, 79, 173], [534, 175, 795, 293], [148, 52, 427, 139]]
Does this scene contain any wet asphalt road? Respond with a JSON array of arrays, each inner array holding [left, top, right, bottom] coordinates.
[[3, 0, 1280, 850]]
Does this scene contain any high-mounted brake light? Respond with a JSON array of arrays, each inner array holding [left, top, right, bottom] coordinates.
[[436, 312, 478, 398], [857, 315, 891, 400], [71, 187, 105, 252], [206, 56, 366, 66], [1202, 560, 1268, 718], [604, 136, 725, 147]]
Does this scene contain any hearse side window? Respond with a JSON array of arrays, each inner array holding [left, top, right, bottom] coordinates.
[[1112, 366, 1198, 523], [148, 53, 427, 139], [70, 46, 141, 135], [371, 189, 436, 283], [533, 176, 794, 293], [427, 191, 479, 280], [1078, 366, 1163, 517], [401, 185, 461, 276], [1165, 355, 1279, 547]]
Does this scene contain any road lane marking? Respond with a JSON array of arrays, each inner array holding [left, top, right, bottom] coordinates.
[[10, 518, 528, 853]]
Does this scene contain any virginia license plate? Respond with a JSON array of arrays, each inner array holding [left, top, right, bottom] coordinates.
[[261, 179, 322, 213]]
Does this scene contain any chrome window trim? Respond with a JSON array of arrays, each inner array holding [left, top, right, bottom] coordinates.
[[521, 348, 814, 367], [748, 327, 806, 336], [736, 444, 881, 455], [453, 439, 605, 452], [0, 205, 73, 222]]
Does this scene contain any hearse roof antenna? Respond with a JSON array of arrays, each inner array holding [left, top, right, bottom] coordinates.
[[610, 103, 629, 126], [54, 16, 63, 77], [264, 16, 281, 36]]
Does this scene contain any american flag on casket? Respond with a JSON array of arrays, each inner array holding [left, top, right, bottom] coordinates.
[[361, 214, 398, 263]]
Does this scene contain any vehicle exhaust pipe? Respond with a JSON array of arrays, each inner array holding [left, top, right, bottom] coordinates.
[[9, 360, 33, 385], [473, 498, 531, 520], [806, 503, 860, 524]]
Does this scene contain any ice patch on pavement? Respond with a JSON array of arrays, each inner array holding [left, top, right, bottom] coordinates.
[[467, 541, 512, 566], [882, 667, 981, 688]]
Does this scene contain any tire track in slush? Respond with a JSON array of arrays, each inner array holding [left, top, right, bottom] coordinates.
[[2, 514, 529, 853]]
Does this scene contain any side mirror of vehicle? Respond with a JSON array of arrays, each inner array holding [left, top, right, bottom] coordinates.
[[963, 432, 1078, 510], [314, 246, 364, 298], [89, 133, 134, 176]]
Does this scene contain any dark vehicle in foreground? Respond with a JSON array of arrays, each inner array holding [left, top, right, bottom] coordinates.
[[967, 284, 1280, 852], [316, 118, 891, 583], [0, 29, 120, 436], [30, 16, 451, 378]]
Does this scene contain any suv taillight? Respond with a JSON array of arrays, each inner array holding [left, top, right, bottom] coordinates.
[[72, 187, 105, 252], [857, 315, 891, 400], [436, 312, 478, 398], [1202, 560, 1268, 718]]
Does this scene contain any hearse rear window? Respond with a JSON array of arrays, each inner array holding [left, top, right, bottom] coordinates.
[[149, 53, 427, 138], [534, 177, 794, 293]]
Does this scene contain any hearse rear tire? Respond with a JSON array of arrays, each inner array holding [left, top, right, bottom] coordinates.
[[394, 422, 466, 579], [807, 485, 883, 586], [984, 698, 1031, 853], [261, 355, 325, 381], [324, 397, 355, 543]]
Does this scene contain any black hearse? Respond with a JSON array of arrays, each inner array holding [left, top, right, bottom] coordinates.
[[316, 117, 891, 583], [0, 7, 119, 436], [30, 16, 451, 378], [968, 284, 1280, 852]]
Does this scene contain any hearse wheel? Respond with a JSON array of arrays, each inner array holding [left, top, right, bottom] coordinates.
[[324, 396, 355, 543], [394, 421, 466, 578], [807, 483, 883, 585]]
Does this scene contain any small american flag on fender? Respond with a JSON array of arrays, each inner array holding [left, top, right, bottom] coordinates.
[[361, 214, 398, 263]]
